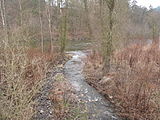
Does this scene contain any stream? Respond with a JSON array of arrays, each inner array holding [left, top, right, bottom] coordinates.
[[64, 51, 120, 120]]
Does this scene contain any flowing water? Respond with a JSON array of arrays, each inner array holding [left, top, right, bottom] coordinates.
[[64, 51, 121, 120]]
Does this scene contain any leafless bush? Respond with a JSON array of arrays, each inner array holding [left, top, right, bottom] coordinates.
[[83, 50, 103, 87], [112, 44, 160, 120], [84, 45, 160, 120], [0, 39, 49, 120]]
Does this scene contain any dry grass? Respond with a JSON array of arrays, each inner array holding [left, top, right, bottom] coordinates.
[[83, 50, 103, 87], [49, 73, 87, 120], [0, 36, 84, 120], [84, 44, 160, 120], [0, 41, 59, 120], [27, 48, 64, 67]]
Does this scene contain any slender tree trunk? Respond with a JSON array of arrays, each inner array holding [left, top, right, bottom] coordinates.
[[152, 23, 158, 45], [99, 0, 103, 31], [0, 0, 5, 28], [58, 0, 68, 54], [63, 9, 67, 53], [18, 0, 23, 26], [46, 5, 53, 53], [60, 8, 67, 54], [159, 33, 160, 47], [0, 0, 8, 46], [103, 0, 115, 74], [99, 0, 106, 55], [83, 0, 92, 39], [39, 0, 44, 53]]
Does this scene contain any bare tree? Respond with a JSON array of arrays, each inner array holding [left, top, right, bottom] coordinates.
[[0, 0, 8, 46], [59, 0, 68, 54], [39, 0, 44, 53], [103, 0, 115, 74], [46, 1, 53, 53], [0, 0, 5, 28], [83, 0, 92, 39], [17, 0, 23, 26]]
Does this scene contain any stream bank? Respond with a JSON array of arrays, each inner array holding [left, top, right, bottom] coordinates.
[[32, 55, 87, 120], [32, 65, 65, 120], [33, 50, 121, 120]]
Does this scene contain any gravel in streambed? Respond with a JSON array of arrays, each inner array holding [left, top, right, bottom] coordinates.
[[32, 65, 64, 120]]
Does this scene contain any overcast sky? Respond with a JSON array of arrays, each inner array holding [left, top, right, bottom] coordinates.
[[136, 0, 160, 8]]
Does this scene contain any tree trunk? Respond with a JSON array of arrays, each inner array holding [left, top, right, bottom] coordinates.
[[0, 0, 5, 28], [0, 0, 8, 46], [39, 0, 44, 53], [18, 0, 23, 26], [60, 8, 67, 54], [103, 0, 115, 74], [152, 23, 158, 44], [83, 0, 92, 39], [46, 4, 53, 53]]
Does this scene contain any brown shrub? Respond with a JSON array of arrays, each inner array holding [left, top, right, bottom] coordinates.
[[84, 44, 160, 120], [0, 45, 55, 120], [83, 50, 103, 87], [50, 80, 73, 119]]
